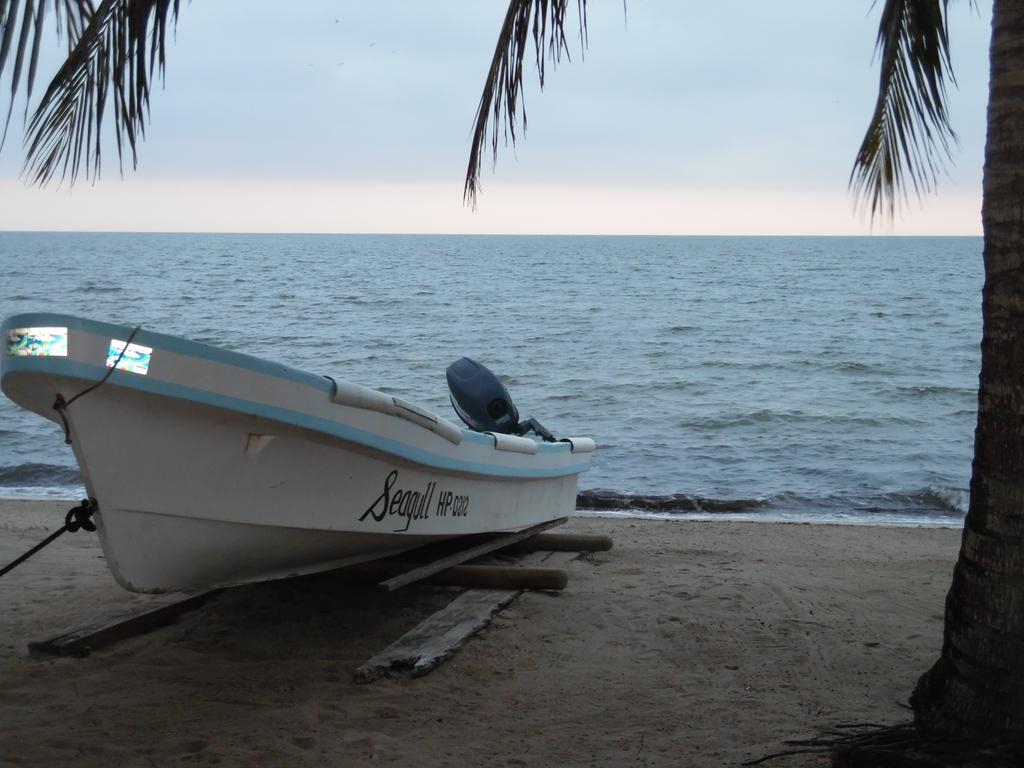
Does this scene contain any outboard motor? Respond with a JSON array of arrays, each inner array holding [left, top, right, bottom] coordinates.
[[446, 357, 556, 441]]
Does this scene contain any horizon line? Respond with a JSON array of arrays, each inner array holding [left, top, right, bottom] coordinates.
[[0, 229, 983, 238]]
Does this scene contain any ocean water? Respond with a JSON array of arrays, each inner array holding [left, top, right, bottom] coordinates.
[[0, 232, 981, 526]]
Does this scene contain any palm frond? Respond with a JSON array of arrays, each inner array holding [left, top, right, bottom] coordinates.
[[0, 0, 96, 150], [0, 0, 176, 186], [851, 0, 959, 219], [464, 0, 587, 207]]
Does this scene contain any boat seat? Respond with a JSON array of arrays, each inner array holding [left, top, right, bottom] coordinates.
[[326, 378, 463, 445], [560, 437, 596, 454], [485, 432, 539, 455], [391, 397, 463, 444]]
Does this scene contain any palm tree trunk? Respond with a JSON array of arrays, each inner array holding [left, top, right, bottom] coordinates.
[[910, 0, 1024, 740]]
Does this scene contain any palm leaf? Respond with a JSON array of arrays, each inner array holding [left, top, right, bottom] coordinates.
[[851, 0, 959, 218], [464, 0, 587, 207], [0, 0, 176, 185], [0, 0, 95, 150]]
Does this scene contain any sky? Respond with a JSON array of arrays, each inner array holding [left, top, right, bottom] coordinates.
[[0, 1, 994, 235]]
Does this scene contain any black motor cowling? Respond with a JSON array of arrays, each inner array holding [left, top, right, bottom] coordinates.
[[446, 357, 520, 434], [446, 357, 558, 441]]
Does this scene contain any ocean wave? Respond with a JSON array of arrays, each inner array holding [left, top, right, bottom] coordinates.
[[679, 410, 897, 430], [877, 487, 969, 515], [892, 384, 973, 397], [73, 283, 122, 294], [0, 463, 81, 486], [576, 486, 969, 517], [576, 489, 771, 513], [831, 361, 884, 373], [0, 485, 84, 500]]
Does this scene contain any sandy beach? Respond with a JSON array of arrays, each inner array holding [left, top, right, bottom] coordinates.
[[0, 499, 961, 767]]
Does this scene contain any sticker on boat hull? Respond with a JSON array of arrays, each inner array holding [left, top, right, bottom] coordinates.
[[106, 339, 153, 375], [6, 327, 68, 357]]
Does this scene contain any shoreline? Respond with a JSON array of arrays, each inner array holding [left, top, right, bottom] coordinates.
[[0, 498, 962, 766], [0, 495, 967, 529]]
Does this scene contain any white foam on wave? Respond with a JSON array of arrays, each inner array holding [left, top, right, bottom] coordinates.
[[577, 508, 964, 528]]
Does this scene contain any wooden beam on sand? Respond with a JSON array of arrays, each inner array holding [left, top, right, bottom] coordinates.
[[354, 588, 519, 683], [28, 589, 221, 657], [375, 516, 567, 592], [354, 550, 577, 683], [502, 532, 613, 554], [349, 562, 568, 591], [26, 521, 593, 659]]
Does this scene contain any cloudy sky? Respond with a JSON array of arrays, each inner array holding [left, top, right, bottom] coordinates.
[[0, 1, 994, 234]]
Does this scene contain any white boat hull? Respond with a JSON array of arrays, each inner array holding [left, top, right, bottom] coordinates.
[[2, 315, 593, 592]]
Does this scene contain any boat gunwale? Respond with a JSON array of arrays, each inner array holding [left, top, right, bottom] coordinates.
[[2, 314, 593, 480]]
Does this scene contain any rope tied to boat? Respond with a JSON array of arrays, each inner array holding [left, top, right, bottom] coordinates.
[[0, 498, 98, 579], [53, 325, 142, 444], [64, 499, 98, 533]]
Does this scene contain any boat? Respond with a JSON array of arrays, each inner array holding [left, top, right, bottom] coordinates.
[[1, 313, 594, 593]]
